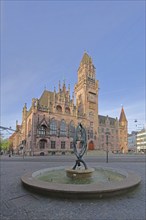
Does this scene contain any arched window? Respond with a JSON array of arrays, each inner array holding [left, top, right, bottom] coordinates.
[[69, 121, 75, 138], [60, 120, 66, 137], [50, 119, 57, 135], [56, 105, 62, 112], [65, 107, 70, 114], [38, 125, 47, 136]]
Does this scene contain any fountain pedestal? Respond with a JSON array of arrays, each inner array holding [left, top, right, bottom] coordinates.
[[66, 168, 95, 179]]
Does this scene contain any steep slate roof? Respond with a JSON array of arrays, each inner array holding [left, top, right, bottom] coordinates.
[[98, 115, 106, 124], [39, 90, 54, 107], [119, 107, 127, 122], [98, 115, 116, 125]]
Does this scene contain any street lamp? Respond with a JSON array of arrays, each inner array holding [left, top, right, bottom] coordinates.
[[105, 131, 110, 163]]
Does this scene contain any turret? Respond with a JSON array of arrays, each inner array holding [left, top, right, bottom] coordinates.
[[16, 120, 18, 131], [119, 106, 128, 153], [63, 79, 66, 92], [68, 84, 70, 95], [22, 103, 27, 142], [32, 98, 38, 112], [58, 81, 61, 92], [54, 87, 56, 102], [22, 103, 27, 121]]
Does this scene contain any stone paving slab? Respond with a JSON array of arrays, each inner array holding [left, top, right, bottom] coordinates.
[[0, 155, 145, 220]]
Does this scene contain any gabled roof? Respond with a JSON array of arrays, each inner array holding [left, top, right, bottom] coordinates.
[[98, 115, 117, 125], [37, 116, 48, 128]]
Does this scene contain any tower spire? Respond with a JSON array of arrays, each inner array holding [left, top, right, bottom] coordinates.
[[119, 106, 127, 122], [80, 52, 92, 65]]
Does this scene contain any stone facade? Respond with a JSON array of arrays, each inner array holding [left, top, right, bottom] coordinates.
[[9, 123, 21, 153], [9, 53, 128, 155]]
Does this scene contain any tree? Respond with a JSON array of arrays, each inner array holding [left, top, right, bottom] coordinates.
[[0, 138, 10, 153]]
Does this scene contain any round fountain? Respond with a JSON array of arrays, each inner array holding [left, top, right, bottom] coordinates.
[[21, 124, 141, 199]]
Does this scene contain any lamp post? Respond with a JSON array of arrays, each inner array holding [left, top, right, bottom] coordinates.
[[105, 131, 110, 163]]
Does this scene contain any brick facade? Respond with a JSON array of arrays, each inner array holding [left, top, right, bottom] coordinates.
[[9, 53, 128, 155]]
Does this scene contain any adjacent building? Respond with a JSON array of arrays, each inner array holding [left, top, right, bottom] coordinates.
[[128, 131, 137, 152], [9, 122, 21, 153], [136, 129, 146, 153], [9, 52, 128, 155]]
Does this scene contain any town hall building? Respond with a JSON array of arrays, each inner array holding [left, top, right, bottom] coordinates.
[[9, 53, 128, 155]]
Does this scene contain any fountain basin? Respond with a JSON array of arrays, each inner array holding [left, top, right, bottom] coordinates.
[[21, 166, 141, 199]]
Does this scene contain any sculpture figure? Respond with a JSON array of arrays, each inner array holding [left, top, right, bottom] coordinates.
[[72, 123, 88, 170]]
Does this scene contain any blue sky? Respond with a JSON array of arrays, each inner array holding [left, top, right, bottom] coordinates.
[[1, 1, 145, 137]]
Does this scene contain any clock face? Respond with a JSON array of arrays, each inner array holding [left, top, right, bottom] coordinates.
[[88, 93, 96, 103]]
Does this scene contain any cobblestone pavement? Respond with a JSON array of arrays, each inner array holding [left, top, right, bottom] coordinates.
[[0, 155, 145, 220]]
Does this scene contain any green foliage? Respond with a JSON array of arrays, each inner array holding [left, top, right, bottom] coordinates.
[[0, 138, 10, 152]]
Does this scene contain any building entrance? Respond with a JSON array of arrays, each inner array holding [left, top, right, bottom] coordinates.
[[88, 141, 94, 150], [39, 139, 47, 149]]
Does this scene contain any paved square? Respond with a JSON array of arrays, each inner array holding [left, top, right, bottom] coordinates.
[[0, 154, 145, 220]]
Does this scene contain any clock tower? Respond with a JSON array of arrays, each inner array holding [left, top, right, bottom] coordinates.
[[74, 52, 99, 149]]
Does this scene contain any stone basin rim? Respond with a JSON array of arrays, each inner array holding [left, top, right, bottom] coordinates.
[[21, 166, 141, 199]]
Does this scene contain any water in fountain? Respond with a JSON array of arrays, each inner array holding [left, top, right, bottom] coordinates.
[[36, 167, 126, 185]]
